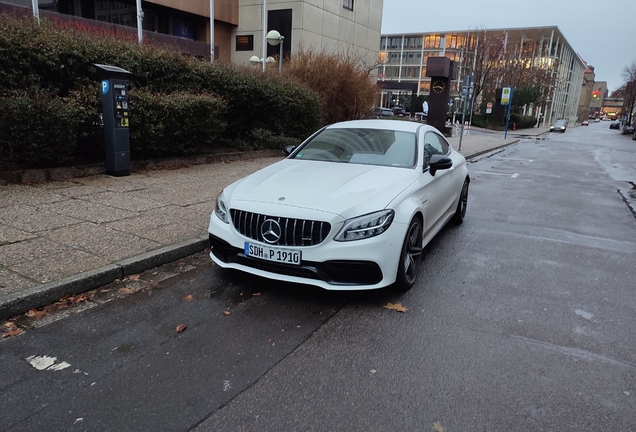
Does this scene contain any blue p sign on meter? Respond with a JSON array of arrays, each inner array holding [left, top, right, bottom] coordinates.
[[101, 80, 109, 95]]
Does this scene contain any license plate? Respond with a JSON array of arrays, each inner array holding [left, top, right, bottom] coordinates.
[[244, 242, 302, 265]]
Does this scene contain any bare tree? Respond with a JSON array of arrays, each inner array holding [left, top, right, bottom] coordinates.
[[616, 61, 636, 125], [471, 30, 557, 115]]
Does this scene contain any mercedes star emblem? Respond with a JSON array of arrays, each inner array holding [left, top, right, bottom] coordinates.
[[260, 219, 282, 244]]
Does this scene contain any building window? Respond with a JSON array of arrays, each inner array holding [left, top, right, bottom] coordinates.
[[403, 37, 422, 49], [403, 51, 422, 64], [236, 35, 254, 51], [388, 37, 402, 50], [343, 0, 353, 11], [267, 9, 292, 57], [95, 1, 136, 27], [401, 66, 420, 78], [384, 66, 400, 79], [424, 35, 442, 49], [444, 52, 459, 61], [388, 52, 402, 64]]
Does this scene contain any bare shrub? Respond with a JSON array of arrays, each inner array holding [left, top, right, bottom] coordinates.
[[282, 48, 378, 125]]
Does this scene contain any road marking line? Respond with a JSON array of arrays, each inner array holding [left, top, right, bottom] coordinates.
[[475, 171, 520, 178]]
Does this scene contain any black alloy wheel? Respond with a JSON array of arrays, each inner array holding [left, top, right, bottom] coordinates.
[[395, 218, 423, 291], [452, 179, 469, 225]]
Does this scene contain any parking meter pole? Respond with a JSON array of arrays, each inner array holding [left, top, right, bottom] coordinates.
[[93, 64, 132, 177], [458, 98, 465, 152], [458, 75, 473, 152], [504, 103, 511, 139], [503, 87, 513, 140]]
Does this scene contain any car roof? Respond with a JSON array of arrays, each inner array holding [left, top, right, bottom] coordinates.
[[326, 119, 438, 134]]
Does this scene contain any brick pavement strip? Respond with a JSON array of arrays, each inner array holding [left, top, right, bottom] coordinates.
[[0, 129, 549, 321]]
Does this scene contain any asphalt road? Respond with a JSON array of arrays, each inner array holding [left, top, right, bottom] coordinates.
[[1, 123, 635, 432]]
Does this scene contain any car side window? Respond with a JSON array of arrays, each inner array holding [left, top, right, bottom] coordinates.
[[423, 132, 450, 166]]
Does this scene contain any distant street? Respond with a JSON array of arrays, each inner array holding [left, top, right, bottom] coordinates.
[[1, 123, 635, 432]]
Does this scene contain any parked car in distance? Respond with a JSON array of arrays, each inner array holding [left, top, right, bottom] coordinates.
[[392, 106, 407, 117], [581, 120, 589, 126], [609, 121, 620, 130], [621, 125, 634, 135], [369, 107, 394, 118], [550, 119, 567, 132], [208, 120, 470, 291], [594, 118, 601, 123]]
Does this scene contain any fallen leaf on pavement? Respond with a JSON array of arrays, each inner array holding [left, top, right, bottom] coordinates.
[[2, 328, 23, 338], [384, 302, 408, 313], [120, 287, 135, 294], [432, 421, 446, 432], [184, 295, 194, 301], [223, 310, 231, 316], [1, 322, 23, 338], [25, 309, 48, 319], [176, 324, 187, 333], [127, 274, 141, 281], [252, 292, 261, 296], [66, 294, 89, 304]]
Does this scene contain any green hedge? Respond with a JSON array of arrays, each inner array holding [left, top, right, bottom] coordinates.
[[510, 113, 537, 129], [0, 91, 85, 166], [469, 113, 537, 130], [129, 91, 227, 158]]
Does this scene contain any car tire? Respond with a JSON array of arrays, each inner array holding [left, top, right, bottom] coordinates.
[[451, 179, 469, 225], [395, 217, 423, 291]]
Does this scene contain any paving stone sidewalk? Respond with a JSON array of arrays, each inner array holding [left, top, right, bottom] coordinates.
[[0, 127, 550, 320]]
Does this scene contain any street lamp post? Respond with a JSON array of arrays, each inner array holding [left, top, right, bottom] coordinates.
[[136, 0, 143, 46], [266, 30, 284, 74], [31, 0, 39, 22]]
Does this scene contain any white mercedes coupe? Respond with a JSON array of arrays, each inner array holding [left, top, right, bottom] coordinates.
[[208, 119, 469, 291]]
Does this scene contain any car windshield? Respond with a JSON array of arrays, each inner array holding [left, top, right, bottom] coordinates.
[[554, 120, 566, 126], [292, 128, 417, 168]]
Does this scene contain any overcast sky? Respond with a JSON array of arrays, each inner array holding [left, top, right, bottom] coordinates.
[[381, 0, 634, 93]]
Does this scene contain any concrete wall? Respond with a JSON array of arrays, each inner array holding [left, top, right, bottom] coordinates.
[[232, 0, 382, 68]]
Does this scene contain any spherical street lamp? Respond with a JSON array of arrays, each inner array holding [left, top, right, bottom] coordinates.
[[266, 29, 284, 74]]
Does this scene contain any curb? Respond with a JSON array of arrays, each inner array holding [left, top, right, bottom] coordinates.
[[0, 236, 209, 321]]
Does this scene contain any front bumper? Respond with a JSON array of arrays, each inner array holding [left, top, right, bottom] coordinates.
[[208, 213, 406, 290]]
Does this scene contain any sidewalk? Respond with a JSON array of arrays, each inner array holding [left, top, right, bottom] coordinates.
[[0, 127, 549, 320]]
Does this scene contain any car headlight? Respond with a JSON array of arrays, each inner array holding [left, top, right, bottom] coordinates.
[[214, 192, 230, 224], [334, 210, 395, 242]]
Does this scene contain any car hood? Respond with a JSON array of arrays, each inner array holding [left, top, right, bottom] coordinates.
[[225, 159, 417, 218]]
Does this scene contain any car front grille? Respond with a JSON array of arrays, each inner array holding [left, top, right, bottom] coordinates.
[[229, 209, 331, 247]]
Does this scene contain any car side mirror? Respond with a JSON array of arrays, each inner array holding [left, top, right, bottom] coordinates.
[[283, 145, 296, 156], [428, 154, 453, 176]]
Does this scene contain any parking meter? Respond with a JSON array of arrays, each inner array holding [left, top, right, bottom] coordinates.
[[93, 63, 132, 177]]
